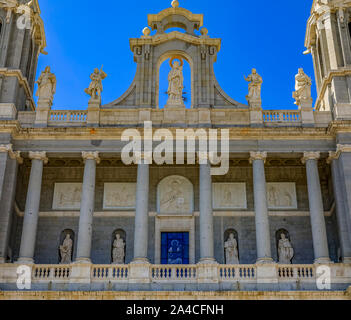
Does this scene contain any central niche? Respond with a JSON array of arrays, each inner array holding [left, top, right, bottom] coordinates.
[[157, 175, 194, 215], [158, 56, 191, 109]]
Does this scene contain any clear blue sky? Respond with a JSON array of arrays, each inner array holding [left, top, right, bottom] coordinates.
[[36, 0, 315, 110]]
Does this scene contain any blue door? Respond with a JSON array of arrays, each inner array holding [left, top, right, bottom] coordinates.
[[161, 232, 189, 265]]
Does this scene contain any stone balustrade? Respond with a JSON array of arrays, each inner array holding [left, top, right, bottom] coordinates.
[[263, 110, 301, 123], [17, 108, 333, 128], [48, 110, 87, 124], [32, 265, 71, 281], [1, 263, 350, 288], [91, 265, 129, 281]]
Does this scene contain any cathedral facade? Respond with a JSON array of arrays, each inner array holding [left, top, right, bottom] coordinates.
[[0, 0, 351, 298]]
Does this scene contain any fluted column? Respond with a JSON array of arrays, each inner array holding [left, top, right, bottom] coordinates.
[[0, 145, 22, 263], [250, 152, 273, 264], [18, 152, 48, 264], [199, 161, 215, 263], [75, 152, 100, 263], [302, 152, 331, 264], [327, 152, 351, 263], [133, 161, 150, 263]]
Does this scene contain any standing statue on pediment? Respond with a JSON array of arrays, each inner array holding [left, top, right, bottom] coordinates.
[[244, 68, 263, 107], [85, 67, 107, 102], [36, 66, 56, 104], [293, 68, 312, 106]]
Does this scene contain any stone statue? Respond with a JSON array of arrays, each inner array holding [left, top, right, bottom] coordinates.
[[166, 59, 185, 108], [112, 234, 125, 264], [244, 68, 263, 107], [224, 233, 239, 264], [36, 66, 56, 104], [278, 234, 294, 264], [85, 67, 107, 102], [59, 234, 73, 264], [293, 68, 312, 106]]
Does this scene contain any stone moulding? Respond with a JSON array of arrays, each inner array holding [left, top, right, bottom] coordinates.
[[0, 69, 35, 111]]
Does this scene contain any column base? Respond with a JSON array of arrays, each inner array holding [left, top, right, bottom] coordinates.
[[314, 257, 333, 264], [15, 258, 34, 265], [342, 257, 351, 264], [256, 257, 275, 264], [74, 258, 92, 264]]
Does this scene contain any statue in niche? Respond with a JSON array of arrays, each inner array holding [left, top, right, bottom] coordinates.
[[85, 66, 107, 101], [278, 234, 294, 264], [224, 233, 239, 264], [166, 59, 185, 107], [244, 68, 263, 106], [160, 179, 185, 211], [293, 68, 312, 106], [36, 66, 56, 103], [112, 234, 125, 264], [59, 234, 73, 264]]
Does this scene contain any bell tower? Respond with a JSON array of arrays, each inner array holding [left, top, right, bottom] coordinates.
[[0, 0, 46, 117], [305, 0, 351, 119]]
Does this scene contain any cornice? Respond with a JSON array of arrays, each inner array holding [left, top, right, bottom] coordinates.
[[130, 31, 221, 53]]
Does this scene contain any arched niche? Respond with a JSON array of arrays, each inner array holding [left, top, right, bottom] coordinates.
[[156, 50, 194, 109], [224, 229, 239, 264], [157, 175, 194, 215], [111, 229, 126, 264], [58, 229, 75, 264], [275, 228, 291, 261]]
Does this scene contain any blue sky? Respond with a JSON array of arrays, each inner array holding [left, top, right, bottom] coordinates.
[[36, 0, 315, 110]]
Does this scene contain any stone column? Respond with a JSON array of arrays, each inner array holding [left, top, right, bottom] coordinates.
[[327, 152, 351, 263], [250, 152, 273, 264], [0, 145, 22, 263], [75, 152, 100, 263], [132, 162, 150, 263], [302, 152, 331, 264], [199, 162, 215, 263], [18, 152, 48, 264]]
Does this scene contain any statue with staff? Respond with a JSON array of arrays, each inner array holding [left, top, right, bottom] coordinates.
[[85, 66, 107, 101]]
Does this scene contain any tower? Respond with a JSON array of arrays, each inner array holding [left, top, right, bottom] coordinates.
[[0, 0, 46, 117], [305, 0, 351, 119]]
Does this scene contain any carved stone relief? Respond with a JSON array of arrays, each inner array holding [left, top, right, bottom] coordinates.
[[157, 176, 193, 215], [103, 183, 136, 210], [266, 183, 297, 210], [212, 183, 247, 210], [52, 183, 82, 210]]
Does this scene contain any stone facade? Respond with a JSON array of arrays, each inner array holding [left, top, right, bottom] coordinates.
[[0, 0, 351, 298]]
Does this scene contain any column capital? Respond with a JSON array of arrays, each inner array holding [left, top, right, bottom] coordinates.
[[29, 151, 48, 164], [327, 151, 339, 164], [249, 151, 267, 164], [0, 144, 23, 164], [301, 151, 320, 164], [337, 144, 351, 154], [82, 151, 100, 164]]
